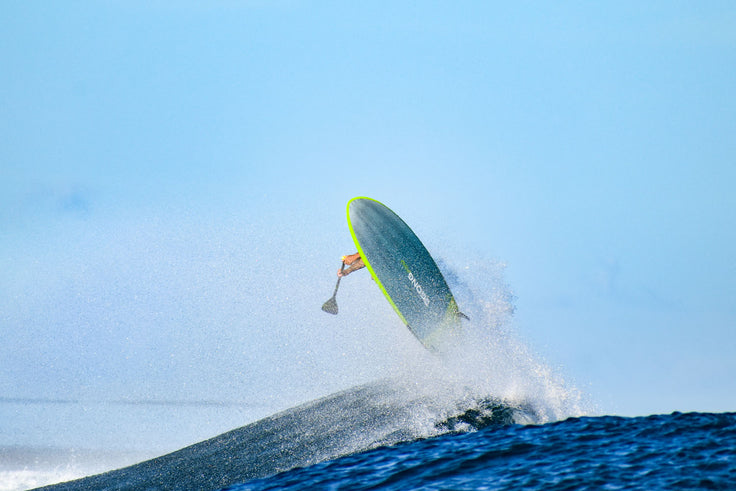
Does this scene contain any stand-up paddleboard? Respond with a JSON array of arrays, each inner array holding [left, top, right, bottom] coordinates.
[[347, 197, 463, 350]]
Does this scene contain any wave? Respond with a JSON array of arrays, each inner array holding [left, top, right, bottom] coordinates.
[[34, 377, 543, 491]]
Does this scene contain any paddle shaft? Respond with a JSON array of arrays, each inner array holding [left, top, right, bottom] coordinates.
[[330, 262, 346, 298]]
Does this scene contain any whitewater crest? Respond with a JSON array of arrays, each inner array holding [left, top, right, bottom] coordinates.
[[416, 256, 588, 425]]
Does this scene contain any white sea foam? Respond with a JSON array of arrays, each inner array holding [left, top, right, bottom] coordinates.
[[0, 445, 153, 491], [0, 469, 85, 491]]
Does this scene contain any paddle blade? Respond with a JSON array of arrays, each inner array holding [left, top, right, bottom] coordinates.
[[321, 297, 338, 315]]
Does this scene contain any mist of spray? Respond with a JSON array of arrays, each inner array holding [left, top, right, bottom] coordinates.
[[1, 201, 594, 491]]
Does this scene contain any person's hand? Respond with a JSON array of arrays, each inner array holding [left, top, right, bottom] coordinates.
[[341, 253, 360, 265]]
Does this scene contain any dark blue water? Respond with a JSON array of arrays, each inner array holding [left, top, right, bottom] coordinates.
[[226, 412, 736, 490]]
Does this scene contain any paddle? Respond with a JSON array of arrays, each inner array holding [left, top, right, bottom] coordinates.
[[321, 262, 345, 315]]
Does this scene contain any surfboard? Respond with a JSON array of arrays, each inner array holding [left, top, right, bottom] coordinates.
[[347, 197, 463, 350]]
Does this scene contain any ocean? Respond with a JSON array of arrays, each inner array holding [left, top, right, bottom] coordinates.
[[5, 379, 732, 491]]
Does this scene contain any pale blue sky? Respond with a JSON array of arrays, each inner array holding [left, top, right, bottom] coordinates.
[[2, 1, 735, 452]]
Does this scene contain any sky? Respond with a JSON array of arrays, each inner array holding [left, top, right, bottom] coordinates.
[[2, 1, 735, 456]]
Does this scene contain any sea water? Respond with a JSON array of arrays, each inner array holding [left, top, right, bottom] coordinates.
[[14, 370, 735, 491], [15, 404, 734, 490], [226, 411, 736, 490]]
